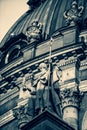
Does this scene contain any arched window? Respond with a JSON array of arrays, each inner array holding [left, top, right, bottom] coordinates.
[[5, 45, 21, 64]]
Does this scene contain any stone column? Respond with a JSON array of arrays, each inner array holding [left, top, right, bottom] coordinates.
[[60, 88, 83, 130], [59, 57, 83, 130]]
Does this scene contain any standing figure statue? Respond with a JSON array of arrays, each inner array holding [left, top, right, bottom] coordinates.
[[35, 62, 61, 117], [13, 73, 35, 129]]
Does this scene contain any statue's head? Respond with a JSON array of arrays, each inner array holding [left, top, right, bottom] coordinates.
[[72, 1, 78, 9], [39, 62, 47, 71]]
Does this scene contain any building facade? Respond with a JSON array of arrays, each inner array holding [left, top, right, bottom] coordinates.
[[0, 0, 87, 130]]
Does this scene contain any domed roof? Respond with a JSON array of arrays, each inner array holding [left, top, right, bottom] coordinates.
[[0, 0, 87, 48]]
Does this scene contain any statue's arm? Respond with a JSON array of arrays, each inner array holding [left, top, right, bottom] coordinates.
[[40, 76, 47, 84]]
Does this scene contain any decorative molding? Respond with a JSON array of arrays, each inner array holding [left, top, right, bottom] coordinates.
[[80, 60, 87, 70], [0, 110, 14, 127], [79, 80, 87, 92], [0, 56, 23, 75], [1, 41, 85, 77], [0, 87, 18, 105]]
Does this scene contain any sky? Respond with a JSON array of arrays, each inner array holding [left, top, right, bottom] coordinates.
[[0, 0, 29, 42]]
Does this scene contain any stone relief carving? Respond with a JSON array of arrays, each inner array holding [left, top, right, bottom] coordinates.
[[64, 1, 84, 26], [26, 20, 43, 43]]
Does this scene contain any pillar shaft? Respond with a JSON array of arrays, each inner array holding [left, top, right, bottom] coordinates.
[[60, 58, 82, 130]]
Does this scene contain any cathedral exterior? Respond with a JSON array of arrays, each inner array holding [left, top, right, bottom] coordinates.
[[0, 0, 87, 130]]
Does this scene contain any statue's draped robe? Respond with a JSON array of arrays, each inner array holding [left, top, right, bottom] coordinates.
[[35, 67, 61, 116]]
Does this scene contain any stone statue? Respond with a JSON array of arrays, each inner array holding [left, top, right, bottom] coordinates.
[[20, 74, 35, 118], [13, 73, 35, 128], [35, 62, 61, 117], [64, 1, 84, 25], [26, 20, 43, 43]]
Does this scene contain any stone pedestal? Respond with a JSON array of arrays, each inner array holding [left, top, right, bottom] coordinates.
[[21, 110, 74, 130]]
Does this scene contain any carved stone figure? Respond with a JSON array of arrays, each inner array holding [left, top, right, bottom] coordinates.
[[13, 73, 35, 128], [35, 62, 61, 117], [26, 20, 43, 43], [64, 1, 84, 25]]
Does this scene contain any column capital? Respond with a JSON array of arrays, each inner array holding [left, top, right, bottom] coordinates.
[[60, 88, 83, 109], [13, 105, 31, 129]]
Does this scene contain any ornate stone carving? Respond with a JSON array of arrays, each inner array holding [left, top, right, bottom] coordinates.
[[13, 73, 35, 128], [16, 73, 35, 106], [60, 88, 83, 130], [60, 88, 83, 109], [64, 1, 84, 26], [13, 105, 32, 129], [26, 20, 43, 43]]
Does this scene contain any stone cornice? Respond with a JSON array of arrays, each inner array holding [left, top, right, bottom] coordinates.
[[80, 59, 87, 70], [0, 42, 85, 78], [0, 87, 18, 105], [0, 56, 23, 75], [60, 80, 87, 92], [0, 110, 15, 127], [79, 80, 87, 92]]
